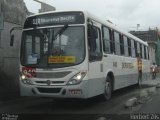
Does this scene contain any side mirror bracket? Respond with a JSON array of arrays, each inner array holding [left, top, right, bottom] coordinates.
[[10, 27, 22, 47]]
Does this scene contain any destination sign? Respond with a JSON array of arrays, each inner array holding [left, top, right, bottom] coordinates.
[[32, 15, 76, 25], [48, 56, 76, 64], [24, 12, 85, 29]]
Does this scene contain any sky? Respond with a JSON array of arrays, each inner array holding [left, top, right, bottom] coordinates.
[[24, 0, 160, 31]]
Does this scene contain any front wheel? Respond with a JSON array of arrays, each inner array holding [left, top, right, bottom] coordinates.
[[102, 77, 112, 101]]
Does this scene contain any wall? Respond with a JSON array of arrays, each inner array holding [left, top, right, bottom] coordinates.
[[0, 22, 22, 88], [39, 2, 55, 13], [0, 0, 29, 91], [3, 0, 29, 25]]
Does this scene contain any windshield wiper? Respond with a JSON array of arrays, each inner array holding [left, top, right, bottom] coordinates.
[[54, 24, 68, 40], [50, 25, 68, 56]]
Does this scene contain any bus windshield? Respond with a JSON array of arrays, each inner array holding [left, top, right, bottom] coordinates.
[[21, 26, 85, 68]]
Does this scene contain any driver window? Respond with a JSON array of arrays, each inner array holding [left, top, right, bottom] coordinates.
[[88, 24, 102, 61]]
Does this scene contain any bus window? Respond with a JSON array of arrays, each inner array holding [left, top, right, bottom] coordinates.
[[123, 36, 129, 57], [114, 31, 121, 55], [146, 46, 149, 60], [127, 38, 132, 57], [22, 26, 85, 68], [111, 30, 115, 54], [120, 34, 124, 55], [142, 45, 145, 59], [131, 39, 135, 58], [24, 35, 41, 64], [140, 43, 142, 58], [144, 45, 147, 59], [137, 42, 140, 55], [35, 37, 41, 59], [88, 25, 102, 61], [102, 27, 111, 53], [134, 41, 138, 57]]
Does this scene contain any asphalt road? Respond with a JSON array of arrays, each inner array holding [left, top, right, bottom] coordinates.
[[0, 83, 159, 120], [138, 88, 160, 114], [0, 84, 152, 114]]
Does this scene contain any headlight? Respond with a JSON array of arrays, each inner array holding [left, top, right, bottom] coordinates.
[[20, 74, 33, 85], [67, 71, 87, 85], [21, 75, 26, 80]]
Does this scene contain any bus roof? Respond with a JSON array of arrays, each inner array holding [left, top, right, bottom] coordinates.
[[26, 10, 148, 46]]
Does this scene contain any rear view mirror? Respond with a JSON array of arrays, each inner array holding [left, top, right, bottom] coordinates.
[[10, 35, 14, 46]]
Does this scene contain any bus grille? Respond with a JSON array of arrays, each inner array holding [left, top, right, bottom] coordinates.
[[37, 88, 61, 93], [36, 71, 71, 78], [35, 81, 65, 85]]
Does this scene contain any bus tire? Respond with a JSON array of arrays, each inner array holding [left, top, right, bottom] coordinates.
[[102, 76, 112, 101]]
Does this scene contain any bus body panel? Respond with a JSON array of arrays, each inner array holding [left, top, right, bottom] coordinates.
[[103, 54, 150, 90]]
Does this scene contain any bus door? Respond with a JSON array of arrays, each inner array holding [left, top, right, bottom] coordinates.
[[87, 22, 103, 95]]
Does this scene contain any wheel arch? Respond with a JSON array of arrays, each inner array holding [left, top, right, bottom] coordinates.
[[106, 71, 115, 91]]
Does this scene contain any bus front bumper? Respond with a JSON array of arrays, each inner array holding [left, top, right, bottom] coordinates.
[[20, 80, 89, 99]]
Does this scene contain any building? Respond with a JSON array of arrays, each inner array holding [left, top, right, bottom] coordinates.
[[33, 0, 56, 13], [0, 0, 30, 90], [0, 0, 56, 92], [130, 28, 160, 65]]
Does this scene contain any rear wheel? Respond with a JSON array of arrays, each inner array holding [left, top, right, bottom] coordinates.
[[102, 77, 112, 101]]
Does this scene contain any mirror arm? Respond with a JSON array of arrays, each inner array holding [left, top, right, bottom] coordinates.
[[10, 27, 23, 36], [10, 27, 23, 46]]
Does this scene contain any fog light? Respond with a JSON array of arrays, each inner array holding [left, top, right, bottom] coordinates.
[[22, 79, 33, 85]]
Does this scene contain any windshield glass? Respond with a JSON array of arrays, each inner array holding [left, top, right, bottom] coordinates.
[[21, 26, 85, 68]]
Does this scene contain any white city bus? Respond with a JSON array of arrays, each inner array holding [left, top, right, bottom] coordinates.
[[19, 11, 150, 100]]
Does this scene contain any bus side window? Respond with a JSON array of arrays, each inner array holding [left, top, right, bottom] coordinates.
[[110, 30, 115, 54], [142, 45, 145, 59], [134, 41, 138, 57], [120, 34, 124, 55], [137, 42, 140, 56], [123, 36, 129, 57], [88, 24, 102, 61], [131, 39, 135, 58], [114, 31, 121, 55], [127, 38, 132, 57], [144, 45, 147, 59], [102, 26, 111, 53], [140, 43, 142, 58]]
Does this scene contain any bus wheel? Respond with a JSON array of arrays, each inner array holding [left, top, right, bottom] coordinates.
[[103, 77, 112, 101]]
